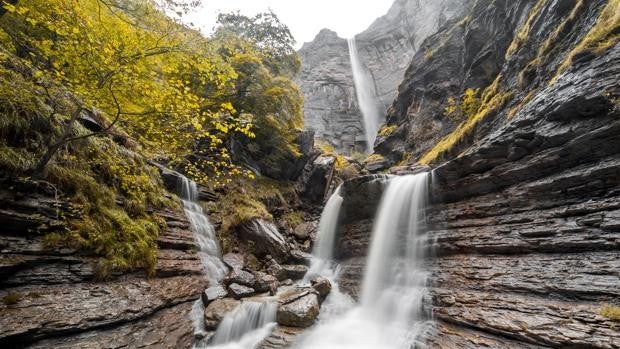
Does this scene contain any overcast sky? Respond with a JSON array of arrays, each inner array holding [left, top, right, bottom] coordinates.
[[184, 0, 395, 48]]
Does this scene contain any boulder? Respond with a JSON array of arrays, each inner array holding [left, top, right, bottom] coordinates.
[[266, 258, 288, 281], [282, 264, 308, 280], [201, 285, 228, 307], [276, 290, 320, 328], [311, 276, 332, 300], [239, 219, 290, 261], [204, 298, 241, 330], [298, 155, 336, 204], [253, 271, 279, 295], [289, 250, 312, 266], [224, 269, 256, 287], [228, 283, 255, 299], [292, 221, 317, 240], [222, 253, 245, 271]]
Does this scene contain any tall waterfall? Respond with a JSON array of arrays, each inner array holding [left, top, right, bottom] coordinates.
[[348, 37, 383, 152], [294, 173, 432, 349]]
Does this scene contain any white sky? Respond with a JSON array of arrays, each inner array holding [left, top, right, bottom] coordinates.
[[185, 0, 395, 48]]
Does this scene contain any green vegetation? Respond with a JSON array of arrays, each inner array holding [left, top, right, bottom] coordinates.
[[600, 304, 620, 321], [2, 292, 21, 305], [420, 75, 512, 164], [505, 0, 549, 59], [551, 0, 620, 85], [378, 124, 398, 137], [444, 88, 481, 121], [0, 1, 304, 277]]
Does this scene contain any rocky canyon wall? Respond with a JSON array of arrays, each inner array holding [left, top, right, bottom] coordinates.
[[296, 0, 470, 153], [336, 0, 619, 347]]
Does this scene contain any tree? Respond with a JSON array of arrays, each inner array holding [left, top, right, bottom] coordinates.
[[215, 10, 300, 77], [0, 0, 253, 184]]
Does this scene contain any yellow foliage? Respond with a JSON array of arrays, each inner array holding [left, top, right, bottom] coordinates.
[[420, 76, 512, 164], [550, 0, 620, 85], [600, 304, 620, 321], [378, 124, 398, 137], [505, 0, 549, 59]]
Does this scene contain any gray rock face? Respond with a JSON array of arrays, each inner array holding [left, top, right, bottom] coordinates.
[[276, 289, 320, 328], [297, 0, 471, 152], [333, 0, 620, 347], [0, 188, 208, 347]]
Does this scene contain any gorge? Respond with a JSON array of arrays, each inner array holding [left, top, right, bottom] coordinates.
[[0, 0, 619, 348]]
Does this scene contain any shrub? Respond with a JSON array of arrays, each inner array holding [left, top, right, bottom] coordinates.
[[600, 304, 620, 321], [2, 292, 21, 305]]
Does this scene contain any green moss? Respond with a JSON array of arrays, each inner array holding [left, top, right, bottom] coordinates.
[[378, 124, 398, 137], [364, 153, 386, 163], [282, 210, 303, 228], [551, 0, 620, 85], [420, 75, 512, 164], [0, 51, 176, 278], [505, 0, 549, 59], [600, 304, 620, 321], [2, 292, 21, 305]]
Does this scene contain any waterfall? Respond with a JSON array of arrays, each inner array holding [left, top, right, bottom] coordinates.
[[305, 185, 344, 280], [210, 301, 277, 347], [294, 173, 432, 349], [177, 175, 228, 341], [178, 176, 228, 284], [348, 37, 383, 152]]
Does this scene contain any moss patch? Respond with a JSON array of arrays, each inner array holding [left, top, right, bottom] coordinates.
[[600, 304, 620, 321], [419, 75, 513, 164], [551, 0, 620, 84]]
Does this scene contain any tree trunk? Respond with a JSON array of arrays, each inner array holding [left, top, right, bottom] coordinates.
[[33, 106, 83, 178]]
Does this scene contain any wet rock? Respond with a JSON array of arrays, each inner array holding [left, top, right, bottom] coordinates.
[[223, 253, 245, 271], [276, 290, 320, 328], [239, 219, 290, 261], [228, 283, 255, 299], [288, 250, 312, 266], [266, 258, 288, 281], [224, 269, 256, 288], [204, 298, 241, 330], [297, 155, 336, 204], [201, 286, 228, 307], [282, 264, 308, 281], [292, 221, 317, 240], [253, 271, 279, 295], [311, 277, 332, 300]]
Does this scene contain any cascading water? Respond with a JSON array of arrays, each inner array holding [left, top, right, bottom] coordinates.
[[305, 185, 344, 280], [179, 176, 228, 283], [294, 173, 432, 349], [209, 301, 278, 349], [348, 37, 383, 152], [177, 176, 228, 340]]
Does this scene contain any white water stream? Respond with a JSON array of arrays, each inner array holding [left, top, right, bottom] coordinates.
[[348, 37, 383, 152], [294, 173, 432, 349]]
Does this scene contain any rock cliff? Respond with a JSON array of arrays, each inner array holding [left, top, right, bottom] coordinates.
[[335, 0, 619, 347], [0, 179, 207, 348], [297, 0, 470, 152]]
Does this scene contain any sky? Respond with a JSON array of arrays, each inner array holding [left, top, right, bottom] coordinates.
[[184, 0, 395, 48]]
